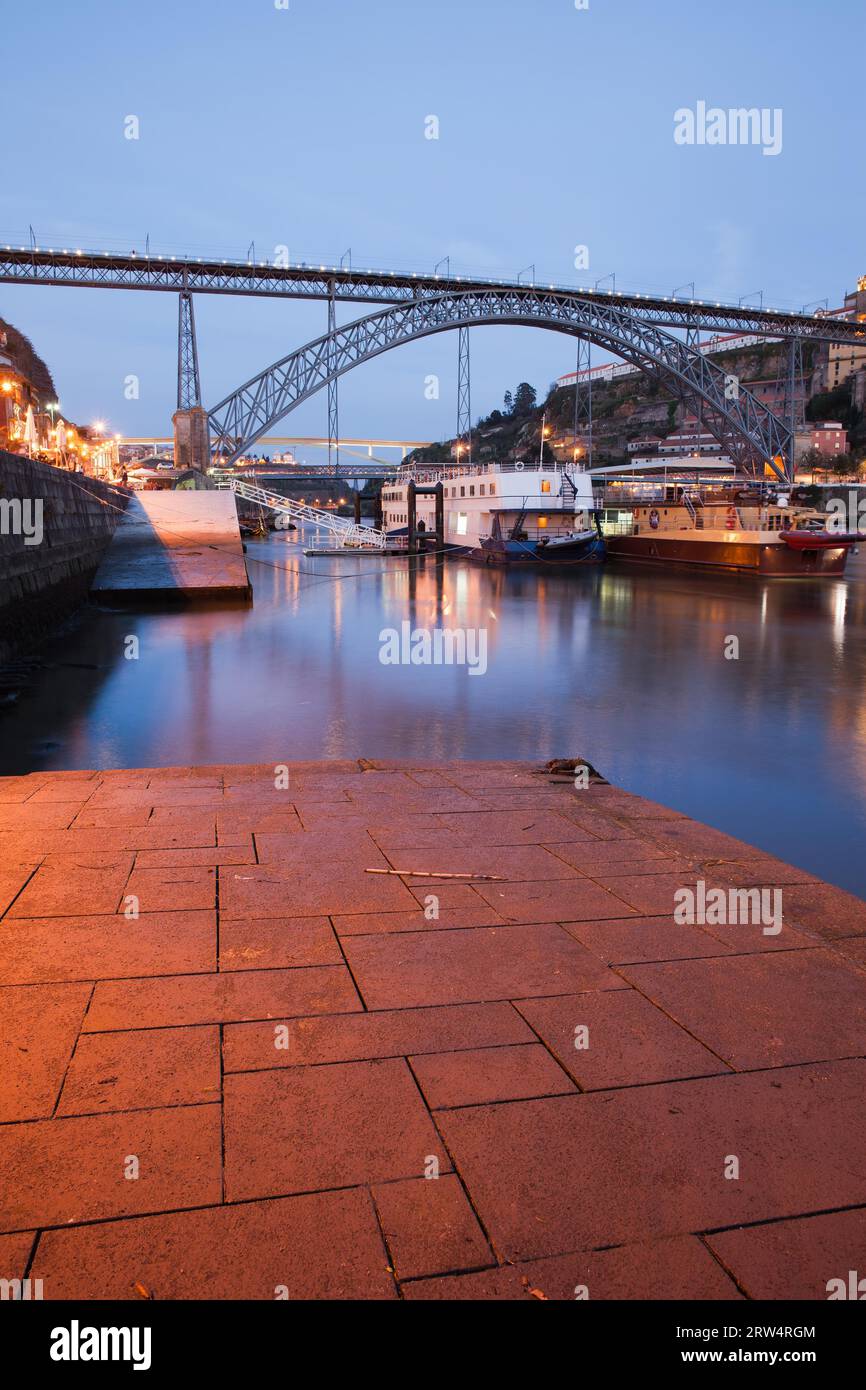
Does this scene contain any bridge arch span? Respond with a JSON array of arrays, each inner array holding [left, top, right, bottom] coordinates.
[[207, 288, 791, 480]]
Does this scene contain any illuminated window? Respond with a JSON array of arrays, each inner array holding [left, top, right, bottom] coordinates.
[[538, 515, 548, 528], [541, 480, 551, 493], [456, 512, 468, 536]]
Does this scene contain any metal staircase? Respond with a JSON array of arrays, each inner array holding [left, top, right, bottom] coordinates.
[[682, 491, 705, 529], [219, 477, 389, 549], [561, 471, 578, 507]]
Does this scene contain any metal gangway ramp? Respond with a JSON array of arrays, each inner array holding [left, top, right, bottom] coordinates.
[[220, 477, 389, 550]]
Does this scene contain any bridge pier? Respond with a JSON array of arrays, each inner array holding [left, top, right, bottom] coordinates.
[[172, 406, 211, 474]]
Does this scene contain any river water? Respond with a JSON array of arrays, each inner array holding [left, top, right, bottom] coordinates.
[[3, 529, 866, 897]]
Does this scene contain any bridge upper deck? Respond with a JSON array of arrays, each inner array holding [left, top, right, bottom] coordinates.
[[1, 245, 863, 345]]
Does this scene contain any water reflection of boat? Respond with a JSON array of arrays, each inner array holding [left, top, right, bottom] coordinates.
[[381, 462, 605, 568]]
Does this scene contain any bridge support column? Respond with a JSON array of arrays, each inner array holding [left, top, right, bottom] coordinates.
[[572, 338, 593, 469], [457, 326, 471, 460], [174, 276, 210, 474], [173, 406, 211, 474], [328, 285, 340, 475], [782, 336, 805, 484]]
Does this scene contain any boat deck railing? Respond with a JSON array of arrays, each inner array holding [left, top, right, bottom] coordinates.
[[396, 459, 581, 485]]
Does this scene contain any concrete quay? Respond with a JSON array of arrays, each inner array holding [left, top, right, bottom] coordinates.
[[1, 759, 865, 1300], [91, 491, 250, 601]]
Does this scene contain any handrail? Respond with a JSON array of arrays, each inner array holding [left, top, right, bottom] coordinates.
[[220, 478, 389, 549]]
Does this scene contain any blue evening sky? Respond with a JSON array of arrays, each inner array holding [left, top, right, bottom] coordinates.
[[3, 0, 863, 455]]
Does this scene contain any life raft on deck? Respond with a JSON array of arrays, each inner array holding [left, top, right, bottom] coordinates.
[[779, 531, 858, 551]]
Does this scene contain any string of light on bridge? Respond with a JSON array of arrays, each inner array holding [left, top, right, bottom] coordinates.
[[2, 241, 858, 323]]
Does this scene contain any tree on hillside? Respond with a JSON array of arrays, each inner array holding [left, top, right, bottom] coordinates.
[[512, 382, 537, 417], [807, 384, 854, 428], [828, 452, 855, 480], [479, 409, 504, 428], [503, 390, 513, 414]]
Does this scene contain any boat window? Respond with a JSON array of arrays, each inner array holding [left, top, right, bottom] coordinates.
[[460, 487, 465, 497], [489, 483, 495, 495], [541, 480, 551, 494], [480, 484, 486, 496], [469, 485, 475, 496]]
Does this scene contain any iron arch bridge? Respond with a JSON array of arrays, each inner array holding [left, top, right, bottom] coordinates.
[[207, 288, 795, 481]]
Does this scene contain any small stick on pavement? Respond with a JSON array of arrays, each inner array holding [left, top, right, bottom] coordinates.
[[365, 867, 506, 881]]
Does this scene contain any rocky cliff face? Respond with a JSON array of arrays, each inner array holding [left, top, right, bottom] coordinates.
[[0, 320, 57, 401]]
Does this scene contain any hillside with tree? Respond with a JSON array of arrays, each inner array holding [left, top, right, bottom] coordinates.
[[407, 338, 865, 475]]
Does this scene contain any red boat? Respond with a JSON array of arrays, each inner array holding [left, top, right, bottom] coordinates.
[[780, 530, 859, 551]]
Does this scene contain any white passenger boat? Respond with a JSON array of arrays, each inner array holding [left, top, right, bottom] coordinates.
[[381, 462, 605, 566]]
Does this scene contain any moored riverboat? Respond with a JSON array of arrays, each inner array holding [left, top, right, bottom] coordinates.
[[381, 461, 605, 567], [599, 487, 858, 577]]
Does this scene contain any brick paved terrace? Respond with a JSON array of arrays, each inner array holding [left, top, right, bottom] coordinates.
[[1, 759, 866, 1300]]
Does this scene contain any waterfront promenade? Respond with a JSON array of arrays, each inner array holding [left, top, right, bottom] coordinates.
[[1, 759, 866, 1300]]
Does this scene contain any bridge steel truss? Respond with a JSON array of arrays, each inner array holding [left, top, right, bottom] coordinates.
[[208, 287, 798, 481], [177, 285, 202, 410], [1, 246, 864, 345]]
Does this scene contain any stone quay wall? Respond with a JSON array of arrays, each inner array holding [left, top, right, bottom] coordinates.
[[0, 451, 127, 661]]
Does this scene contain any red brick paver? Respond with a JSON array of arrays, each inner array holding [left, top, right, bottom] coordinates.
[[1, 758, 864, 1301], [57, 1026, 221, 1115], [32, 1191, 395, 1300], [410, 1042, 576, 1108], [372, 1175, 490, 1279], [705, 1207, 866, 1300]]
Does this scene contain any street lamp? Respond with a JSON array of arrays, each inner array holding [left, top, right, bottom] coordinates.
[[538, 412, 550, 468]]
